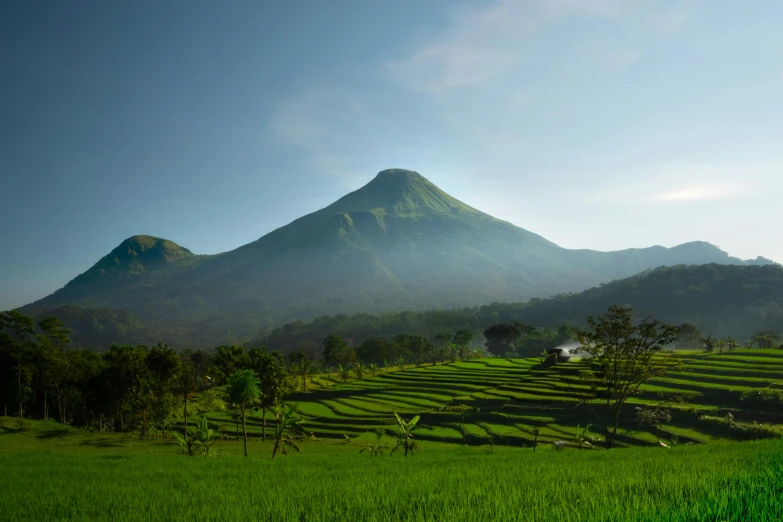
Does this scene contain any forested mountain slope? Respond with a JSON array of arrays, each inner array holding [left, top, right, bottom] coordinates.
[[20, 169, 776, 348]]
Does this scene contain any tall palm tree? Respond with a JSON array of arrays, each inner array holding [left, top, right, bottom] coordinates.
[[226, 370, 261, 457]]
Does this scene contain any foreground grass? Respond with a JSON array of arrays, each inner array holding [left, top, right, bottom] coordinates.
[[1, 422, 782, 521]]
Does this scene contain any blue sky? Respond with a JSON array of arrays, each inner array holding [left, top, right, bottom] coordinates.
[[2, 0, 782, 310]]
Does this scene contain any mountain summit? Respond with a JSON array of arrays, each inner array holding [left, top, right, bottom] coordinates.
[[329, 168, 481, 218], [21, 169, 776, 348]]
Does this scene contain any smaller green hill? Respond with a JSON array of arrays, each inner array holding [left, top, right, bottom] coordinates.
[[71, 235, 195, 283]]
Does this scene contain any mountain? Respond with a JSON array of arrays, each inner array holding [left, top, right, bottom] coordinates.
[[259, 264, 783, 352], [20, 169, 777, 348]]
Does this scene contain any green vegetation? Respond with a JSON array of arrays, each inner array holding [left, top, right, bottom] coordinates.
[[3, 304, 783, 520], [1, 418, 781, 521], [20, 169, 779, 349], [257, 264, 783, 354]]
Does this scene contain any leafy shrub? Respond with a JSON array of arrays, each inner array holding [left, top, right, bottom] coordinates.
[[697, 414, 780, 440], [739, 388, 783, 408]]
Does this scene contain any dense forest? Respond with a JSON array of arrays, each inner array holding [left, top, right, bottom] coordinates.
[[258, 264, 783, 351], [25, 264, 783, 352], [4, 295, 781, 434]]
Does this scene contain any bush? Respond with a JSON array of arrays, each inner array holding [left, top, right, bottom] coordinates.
[[740, 388, 783, 408], [698, 414, 780, 440]]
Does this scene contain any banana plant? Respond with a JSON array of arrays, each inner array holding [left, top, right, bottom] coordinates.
[[271, 404, 307, 459], [573, 423, 593, 449], [359, 431, 388, 457], [174, 416, 217, 456], [369, 363, 379, 377], [341, 433, 358, 444], [391, 412, 420, 456], [354, 362, 364, 380], [532, 426, 540, 452], [337, 364, 351, 383]]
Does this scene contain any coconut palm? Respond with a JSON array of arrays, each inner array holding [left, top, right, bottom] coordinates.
[[725, 337, 739, 352], [226, 370, 260, 457]]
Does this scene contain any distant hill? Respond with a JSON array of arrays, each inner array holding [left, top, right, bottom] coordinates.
[[20, 169, 777, 349], [258, 264, 783, 352]]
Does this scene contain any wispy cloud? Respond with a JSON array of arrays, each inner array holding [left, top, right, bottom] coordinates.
[[584, 162, 783, 205], [267, 89, 377, 175], [652, 185, 734, 202], [384, 0, 679, 94]]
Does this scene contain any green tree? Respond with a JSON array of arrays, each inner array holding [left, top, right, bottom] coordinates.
[[322, 334, 351, 367], [675, 323, 702, 349], [636, 407, 672, 443], [356, 337, 389, 364], [226, 370, 261, 457], [483, 323, 521, 357], [248, 348, 287, 441], [175, 358, 201, 439], [145, 344, 181, 438], [101, 344, 152, 432], [434, 333, 452, 365], [211, 345, 250, 384], [288, 348, 317, 391], [453, 330, 474, 360], [752, 331, 780, 349], [574, 306, 678, 449], [407, 335, 431, 367], [36, 317, 72, 421], [392, 334, 412, 363], [0, 311, 35, 418]]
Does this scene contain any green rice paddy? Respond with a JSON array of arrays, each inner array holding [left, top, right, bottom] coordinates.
[[2, 349, 782, 521]]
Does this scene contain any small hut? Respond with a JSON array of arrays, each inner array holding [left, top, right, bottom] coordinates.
[[546, 347, 573, 363]]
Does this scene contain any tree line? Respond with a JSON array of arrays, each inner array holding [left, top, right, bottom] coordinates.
[[4, 304, 780, 449], [0, 310, 487, 434]]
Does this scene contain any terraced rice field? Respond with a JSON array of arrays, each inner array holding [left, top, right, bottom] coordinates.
[[212, 350, 783, 449]]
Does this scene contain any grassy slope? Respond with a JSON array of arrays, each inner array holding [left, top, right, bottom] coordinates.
[[269, 350, 783, 448], [1, 419, 782, 522]]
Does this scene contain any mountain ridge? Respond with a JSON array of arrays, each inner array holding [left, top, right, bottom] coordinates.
[[19, 168, 778, 348]]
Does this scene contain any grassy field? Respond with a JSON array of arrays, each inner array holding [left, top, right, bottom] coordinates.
[[2, 349, 783, 521], [1, 418, 782, 522]]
